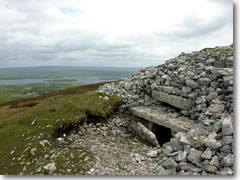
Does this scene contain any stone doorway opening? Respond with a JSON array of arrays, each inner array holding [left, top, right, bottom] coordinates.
[[150, 123, 172, 146]]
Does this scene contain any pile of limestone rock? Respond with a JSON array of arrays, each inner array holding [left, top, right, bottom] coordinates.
[[97, 45, 234, 175]]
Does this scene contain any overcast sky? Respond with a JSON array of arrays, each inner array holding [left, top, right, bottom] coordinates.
[[0, 0, 233, 68]]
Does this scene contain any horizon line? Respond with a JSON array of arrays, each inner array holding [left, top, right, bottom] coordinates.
[[0, 65, 145, 69]]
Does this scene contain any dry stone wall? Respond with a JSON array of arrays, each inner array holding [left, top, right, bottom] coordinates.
[[98, 45, 233, 120], [97, 45, 234, 175]]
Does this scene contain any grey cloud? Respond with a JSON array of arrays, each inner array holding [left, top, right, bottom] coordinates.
[[208, 0, 232, 6], [155, 9, 232, 40], [179, 15, 231, 38], [56, 39, 94, 52], [93, 41, 135, 52], [0, 0, 233, 68], [90, 51, 130, 57]]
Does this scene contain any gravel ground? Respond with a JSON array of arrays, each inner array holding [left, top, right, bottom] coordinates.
[[60, 113, 164, 175]]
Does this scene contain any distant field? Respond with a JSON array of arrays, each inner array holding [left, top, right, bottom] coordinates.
[[0, 66, 138, 80], [0, 83, 79, 105], [43, 79, 78, 83], [0, 66, 138, 104]]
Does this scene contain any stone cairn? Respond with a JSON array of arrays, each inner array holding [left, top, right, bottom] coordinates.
[[97, 45, 233, 175]]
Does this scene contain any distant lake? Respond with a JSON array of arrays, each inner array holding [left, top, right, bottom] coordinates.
[[0, 77, 125, 85], [0, 66, 140, 85]]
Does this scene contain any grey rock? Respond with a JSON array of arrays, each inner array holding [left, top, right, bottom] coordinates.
[[188, 91, 199, 99], [207, 104, 225, 114], [30, 148, 37, 156], [146, 150, 158, 158], [207, 92, 218, 101], [152, 90, 194, 110], [201, 171, 208, 175], [222, 117, 233, 136], [198, 78, 211, 86], [213, 120, 223, 132], [162, 157, 178, 169], [222, 136, 233, 145], [182, 86, 192, 93], [39, 140, 51, 147], [35, 167, 42, 173], [202, 165, 218, 173], [204, 132, 222, 150], [179, 170, 193, 175], [220, 154, 233, 167], [130, 122, 160, 147], [206, 58, 216, 64], [156, 166, 168, 175], [202, 160, 210, 165], [177, 162, 196, 171], [220, 145, 232, 153], [185, 79, 199, 89], [43, 162, 56, 174], [157, 86, 174, 94], [210, 156, 220, 168], [218, 152, 228, 162], [176, 151, 188, 162], [216, 167, 233, 175], [196, 103, 207, 111], [130, 106, 194, 133], [187, 71, 194, 77], [90, 168, 95, 173], [196, 96, 207, 104], [187, 148, 202, 165], [163, 145, 174, 155], [167, 151, 180, 157], [191, 167, 202, 173], [103, 96, 109, 101], [180, 134, 191, 145], [201, 148, 212, 160]]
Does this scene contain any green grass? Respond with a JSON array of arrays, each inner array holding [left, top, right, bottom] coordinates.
[[202, 47, 233, 54], [0, 83, 79, 105], [0, 82, 123, 175], [136, 137, 155, 147]]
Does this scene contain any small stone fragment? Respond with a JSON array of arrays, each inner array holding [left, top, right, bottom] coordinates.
[[201, 148, 212, 160], [146, 150, 158, 158], [43, 162, 56, 174], [180, 134, 191, 145], [156, 166, 168, 175], [30, 148, 37, 156], [210, 156, 220, 168], [162, 157, 178, 169], [187, 148, 202, 165], [222, 117, 233, 136], [204, 133, 222, 150], [202, 165, 218, 173], [220, 154, 233, 167]]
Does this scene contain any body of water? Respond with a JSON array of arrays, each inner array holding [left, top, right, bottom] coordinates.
[[0, 77, 125, 85]]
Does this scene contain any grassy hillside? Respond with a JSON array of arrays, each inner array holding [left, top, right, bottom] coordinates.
[[0, 82, 123, 175]]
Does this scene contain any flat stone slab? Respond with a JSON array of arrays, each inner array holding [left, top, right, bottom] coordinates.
[[152, 90, 194, 110], [129, 106, 195, 133]]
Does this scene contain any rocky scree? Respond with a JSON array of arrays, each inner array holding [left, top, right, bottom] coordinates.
[[97, 45, 234, 175]]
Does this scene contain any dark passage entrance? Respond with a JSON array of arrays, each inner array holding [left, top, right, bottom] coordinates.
[[151, 123, 172, 146]]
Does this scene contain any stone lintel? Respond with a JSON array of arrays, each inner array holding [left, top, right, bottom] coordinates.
[[152, 90, 194, 110], [129, 106, 194, 133]]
